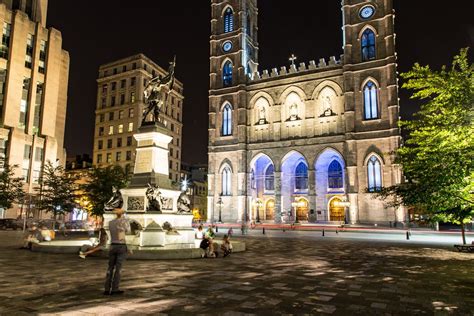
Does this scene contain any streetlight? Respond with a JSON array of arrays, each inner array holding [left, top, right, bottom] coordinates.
[[217, 196, 224, 223], [255, 199, 263, 223]]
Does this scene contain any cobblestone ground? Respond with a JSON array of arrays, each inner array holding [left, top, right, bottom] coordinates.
[[0, 231, 473, 315]]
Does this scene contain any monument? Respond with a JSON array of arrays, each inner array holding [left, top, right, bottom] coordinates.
[[103, 57, 195, 249]]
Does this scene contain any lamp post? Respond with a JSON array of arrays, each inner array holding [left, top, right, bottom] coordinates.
[[217, 197, 224, 223], [255, 199, 263, 223]]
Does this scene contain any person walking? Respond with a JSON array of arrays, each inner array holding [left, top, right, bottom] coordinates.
[[104, 208, 130, 295]]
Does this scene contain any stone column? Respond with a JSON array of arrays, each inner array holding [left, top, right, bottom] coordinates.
[[308, 169, 317, 222], [348, 193, 359, 224], [274, 171, 282, 223]]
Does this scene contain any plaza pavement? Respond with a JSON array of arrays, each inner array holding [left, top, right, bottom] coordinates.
[[0, 230, 472, 315]]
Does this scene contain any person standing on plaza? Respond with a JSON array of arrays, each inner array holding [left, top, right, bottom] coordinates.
[[104, 208, 130, 295]]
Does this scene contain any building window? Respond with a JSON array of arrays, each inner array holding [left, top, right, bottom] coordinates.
[[111, 96, 116, 107], [106, 153, 112, 163], [361, 28, 376, 61], [120, 79, 126, 89], [25, 34, 34, 68], [98, 140, 103, 150], [113, 68, 117, 75], [98, 127, 104, 136], [107, 139, 113, 149], [221, 104, 232, 136], [132, 63, 137, 70], [328, 160, 343, 189], [99, 114, 105, 123], [38, 40, 47, 74], [130, 92, 136, 103], [223, 61, 233, 87], [120, 94, 125, 105], [171, 123, 174, 132], [117, 138, 122, 148], [118, 124, 124, 134], [102, 84, 108, 94], [129, 108, 134, 118], [265, 164, 275, 191], [224, 7, 234, 33], [33, 82, 44, 134], [101, 98, 106, 109], [126, 151, 132, 161], [97, 154, 103, 163], [130, 77, 136, 86], [128, 122, 134, 132], [295, 162, 308, 191], [109, 112, 114, 121], [364, 81, 379, 120], [126, 136, 132, 146], [111, 82, 116, 91], [0, 23, 11, 59], [367, 156, 382, 192], [34, 147, 44, 162], [122, 65, 127, 72], [119, 110, 124, 119], [108, 126, 114, 135], [221, 166, 232, 196], [19, 78, 31, 129], [170, 148, 174, 157], [116, 152, 122, 162], [0, 69, 6, 123]]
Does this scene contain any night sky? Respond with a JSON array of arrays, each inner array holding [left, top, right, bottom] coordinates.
[[46, 1, 473, 165]]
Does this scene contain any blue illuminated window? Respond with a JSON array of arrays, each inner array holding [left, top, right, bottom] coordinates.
[[265, 164, 275, 191], [367, 156, 382, 192], [222, 104, 232, 136], [364, 81, 379, 120], [224, 8, 234, 33], [361, 29, 376, 61], [328, 160, 343, 189], [295, 162, 308, 191], [223, 61, 233, 87]]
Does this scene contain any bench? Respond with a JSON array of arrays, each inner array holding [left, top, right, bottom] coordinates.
[[454, 244, 474, 253]]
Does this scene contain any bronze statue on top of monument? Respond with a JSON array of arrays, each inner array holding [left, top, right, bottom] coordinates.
[[141, 56, 176, 126]]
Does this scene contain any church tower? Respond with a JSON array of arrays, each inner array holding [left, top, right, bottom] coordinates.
[[208, 0, 259, 223]]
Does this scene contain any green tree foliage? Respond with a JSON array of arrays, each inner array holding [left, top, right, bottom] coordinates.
[[0, 164, 25, 210], [36, 161, 79, 223], [82, 165, 129, 219], [377, 48, 474, 243]]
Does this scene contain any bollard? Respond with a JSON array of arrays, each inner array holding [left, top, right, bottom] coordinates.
[[406, 231, 410, 240], [322, 229, 325, 237], [263, 227, 265, 235]]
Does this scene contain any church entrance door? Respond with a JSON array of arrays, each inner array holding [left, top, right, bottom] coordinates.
[[296, 198, 309, 221], [329, 197, 345, 222], [265, 199, 275, 221]]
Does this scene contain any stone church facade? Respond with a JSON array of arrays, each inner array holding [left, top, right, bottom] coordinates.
[[208, 0, 405, 224]]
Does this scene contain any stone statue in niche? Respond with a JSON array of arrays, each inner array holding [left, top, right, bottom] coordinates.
[[320, 93, 337, 117], [288, 103, 300, 121], [257, 106, 268, 125]]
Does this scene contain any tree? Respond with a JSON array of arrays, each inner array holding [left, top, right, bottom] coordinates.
[[0, 164, 25, 211], [36, 161, 79, 226], [377, 48, 474, 244], [82, 165, 129, 220]]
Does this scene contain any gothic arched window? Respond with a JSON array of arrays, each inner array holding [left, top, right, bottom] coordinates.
[[265, 164, 275, 191], [361, 28, 376, 61], [364, 81, 379, 120], [223, 61, 233, 87], [295, 162, 308, 191], [222, 104, 232, 136], [367, 156, 382, 192], [328, 160, 343, 189], [222, 166, 232, 196], [224, 8, 234, 33]]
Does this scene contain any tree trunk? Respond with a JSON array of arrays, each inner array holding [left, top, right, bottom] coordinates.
[[461, 223, 466, 245]]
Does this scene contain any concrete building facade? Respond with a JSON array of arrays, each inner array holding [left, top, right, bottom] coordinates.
[[93, 54, 184, 183], [208, 0, 405, 225], [0, 0, 69, 218]]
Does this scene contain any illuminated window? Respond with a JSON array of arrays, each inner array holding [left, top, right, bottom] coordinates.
[[265, 164, 275, 191], [223, 61, 233, 87], [367, 156, 382, 192], [116, 152, 122, 162], [19, 78, 31, 129], [295, 162, 308, 191], [224, 8, 234, 33], [33, 82, 44, 134], [108, 126, 114, 135], [118, 124, 124, 134], [221, 104, 232, 136], [361, 28, 376, 61], [222, 166, 232, 196], [328, 160, 343, 189], [0, 23, 11, 59], [130, 92, 136, 104], [38, 40, 46, 74], [106, 153, 112, 163], [25, 34, 34, 69], [364, 81, 379, 120], [129, 108, 134, 118], [128, 122, 134, 132]]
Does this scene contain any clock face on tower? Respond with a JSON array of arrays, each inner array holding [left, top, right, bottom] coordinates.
[[222, 41, 233, 53], [359, 5, 375, 19]]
